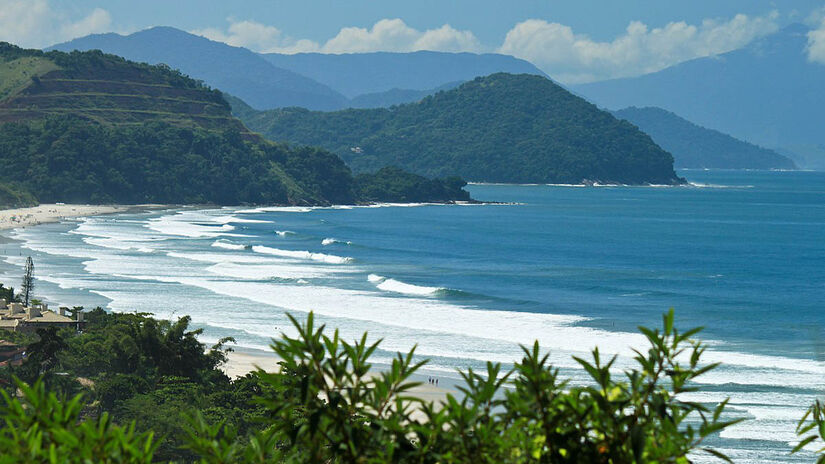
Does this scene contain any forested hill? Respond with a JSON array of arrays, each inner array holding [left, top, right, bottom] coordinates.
[[0, 43, 471, 205], [0, 42, 246, 133], [236, 73, 683, 185], [614, 107, 796, 170], [49, 27, 348, 111]]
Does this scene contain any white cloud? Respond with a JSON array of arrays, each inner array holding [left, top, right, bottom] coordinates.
[[192, 18, 481, 54], [193, 13, 782, 83], [0, 0, 112, 49], [808, 19, 825, 64], [498, 12, 780, 83], [321, 19, 481, 53], [192, 19, 296, 52]]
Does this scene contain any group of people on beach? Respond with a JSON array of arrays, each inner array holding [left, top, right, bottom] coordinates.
[[427, 377, 438, 386]]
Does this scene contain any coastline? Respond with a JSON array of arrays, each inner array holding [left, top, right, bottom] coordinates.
[[0, 204, 169, 231], [222, 349, 456, 409]]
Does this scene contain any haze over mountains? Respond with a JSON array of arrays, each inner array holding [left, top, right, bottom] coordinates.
[[236, 73, 682, 185], [50, 27, 545, 111], [44, 23, 820, 172], [49, 27, 349, 111], [574, 23, 825, 168], [614, 107, 796, 170], [261, 51, 546, 98]]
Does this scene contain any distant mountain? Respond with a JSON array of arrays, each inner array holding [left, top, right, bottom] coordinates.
[[262, 50, 547, 98], [613, 107, 796, 170], [574, 24, 825, 158], [236, 73, 682, 185], [0, 43, 470, 205], [777, 145, 825, 171], [349, 81, 463, 109], [49, 27, 348, 111]]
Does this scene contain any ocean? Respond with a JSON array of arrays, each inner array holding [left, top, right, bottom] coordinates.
[[1, 169, 823, 462]]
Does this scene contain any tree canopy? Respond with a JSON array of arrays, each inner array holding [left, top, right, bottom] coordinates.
[[237, 73, 683, 185]]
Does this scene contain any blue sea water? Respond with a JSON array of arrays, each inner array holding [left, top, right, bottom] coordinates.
[[1, 169, 824, 462]]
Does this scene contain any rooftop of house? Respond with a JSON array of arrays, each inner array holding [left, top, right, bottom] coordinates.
[[0, 299, 80, 325]]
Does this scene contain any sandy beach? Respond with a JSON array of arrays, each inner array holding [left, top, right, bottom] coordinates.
[[0, 204, 133, 230], [222, 349, 455, 409]]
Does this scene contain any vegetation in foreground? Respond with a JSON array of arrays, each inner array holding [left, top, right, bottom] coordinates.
[[0, 306, 775, 463]]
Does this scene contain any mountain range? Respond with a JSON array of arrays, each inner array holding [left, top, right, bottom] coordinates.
[[48, 27, 349, 111], [261, 50, 546, 98], [573, 23, 825, 168], [50, 27, 545, 111], [613, 107, 796, 170], [0, 43, 471, 205], [235, 73, 682, 185]]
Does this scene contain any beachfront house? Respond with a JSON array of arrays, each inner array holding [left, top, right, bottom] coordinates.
[[0, 299, 84, 332]]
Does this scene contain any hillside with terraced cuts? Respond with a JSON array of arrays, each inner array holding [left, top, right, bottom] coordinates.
[[0, 42, 248, 134], [0, 43, 471, 206]]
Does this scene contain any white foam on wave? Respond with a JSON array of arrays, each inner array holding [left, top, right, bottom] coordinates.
[[82, 237, 133, 251], [367, 274, 443, 296], [70, 219, 164, 242], [235, 206, 313, 214], [82, 237, 158, 254], [322, 238, 351, 246], [252, 245, 352, 264], [688, 182, 755, 189], [210, 215, 270, 224], [206, 262, 336, 280], [146, 211, 245, 238], [167, 251, 274, 265], [275, 230, 294, 237], [212, 239, 246, 251]]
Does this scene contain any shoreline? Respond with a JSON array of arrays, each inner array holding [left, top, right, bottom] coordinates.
[[222, 348, 456, 408], [0, 204, 170, 231], [0, 200, 490, 233]]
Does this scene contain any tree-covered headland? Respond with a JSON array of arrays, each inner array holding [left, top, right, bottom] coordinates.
[[0, 43, 472, 206], [236, 73, 684, 185]]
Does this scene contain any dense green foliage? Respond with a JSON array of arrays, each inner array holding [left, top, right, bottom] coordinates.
[[0, 307, 751, 463], [0, 182, 36, 208], [0, 307, 276, 462], [237, 73, 683, 185], [0, 44, 470, 206], [0, 114, 469, 205], [0, 42, 238, 132], [0, 379, 157, 463], [356, 167, 471, 203], [614, 107, 797, 170], [0, 115, 359, 205]]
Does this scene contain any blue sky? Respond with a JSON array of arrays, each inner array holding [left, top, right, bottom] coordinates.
[[3, 0, 825, 83]]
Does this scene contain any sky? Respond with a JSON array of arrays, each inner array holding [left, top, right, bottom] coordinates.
[[2, 0, 825, 83]]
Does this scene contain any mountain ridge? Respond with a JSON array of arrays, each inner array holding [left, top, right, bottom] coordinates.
[[235, 73, 683, 185], [0, 43, 471, 206], [573, 23, 825, 159], [49, 26, 349, 111], [262, 50, 548, 98], [49, 27, 549, 110], [613, 107, 796, 170]]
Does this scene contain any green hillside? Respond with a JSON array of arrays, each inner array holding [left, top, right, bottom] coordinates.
[[614, 107, 796, 170], [0, 182, 37, 208], [237, 73, 683, 185], [0, 43, 470, 206], [0, 43, 248, 133]]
